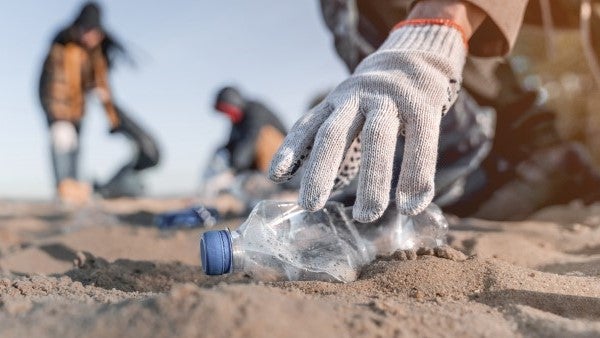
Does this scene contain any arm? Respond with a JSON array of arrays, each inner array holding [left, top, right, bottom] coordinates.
[[270, 1, 496, 222], [222, 118, 258, 172], [40, 45, 68, 122], [40, 44, 84, 123], [350, 0, 526, 56], [408, 0, 486, 39], [230, 127, 260, 172], [230, 105, 269, 171], [91, 50, 121, 131], [462, 0, 528, 56]]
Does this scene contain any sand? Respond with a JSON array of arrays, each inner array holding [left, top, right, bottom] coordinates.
[[0, 198, 599, 337]]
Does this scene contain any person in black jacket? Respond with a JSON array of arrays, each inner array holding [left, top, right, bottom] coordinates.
[[189, 86, 291, 220], [215, 86, 287, 174]]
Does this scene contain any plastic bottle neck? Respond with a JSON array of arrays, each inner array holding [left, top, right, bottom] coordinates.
[[230, 231, 245, 273]]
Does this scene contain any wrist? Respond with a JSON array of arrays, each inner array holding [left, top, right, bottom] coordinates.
[[393, 19, 469, 48], [378, 23, 467, 72], [407, 0, 486, 39]]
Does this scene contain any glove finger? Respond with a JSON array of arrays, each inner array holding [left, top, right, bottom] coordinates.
[[269, 102, 332, 183], [300, 99, 364, 211], [332, 136, 362, 192], [396, 110, 442, 215], [353, 108, 399, 223]]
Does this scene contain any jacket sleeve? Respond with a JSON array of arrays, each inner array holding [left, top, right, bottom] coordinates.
[[91, 50, 121, 129], [230, 131, 258, 172], [403, 0, 528, 56], [458, 0, 528, 56], [40, 44, 78, 123], [355, 0, 528, 56]]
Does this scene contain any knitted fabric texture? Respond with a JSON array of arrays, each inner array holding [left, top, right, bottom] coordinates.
[[269, 23, 466, 221]]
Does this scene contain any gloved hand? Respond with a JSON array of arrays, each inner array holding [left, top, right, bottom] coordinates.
[[269, 20, 467, 222]]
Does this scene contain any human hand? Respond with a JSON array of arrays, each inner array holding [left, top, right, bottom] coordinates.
[[269, 21, 467, 222], [94, 87, 111, 103]]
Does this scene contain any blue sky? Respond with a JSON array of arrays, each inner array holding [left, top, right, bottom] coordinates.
[[0, 1, 348, 199]]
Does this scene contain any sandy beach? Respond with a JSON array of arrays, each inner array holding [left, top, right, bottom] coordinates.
[[0, 198, 599, 337]]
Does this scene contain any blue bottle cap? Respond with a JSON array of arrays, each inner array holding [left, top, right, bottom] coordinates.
[[200, 230, 232, 275]]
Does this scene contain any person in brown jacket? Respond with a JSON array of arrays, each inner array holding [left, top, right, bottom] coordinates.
[[269, 0, 600, 221], [39, 2, 159, 204]]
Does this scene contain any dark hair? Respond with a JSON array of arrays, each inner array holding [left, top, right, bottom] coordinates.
[[215, 86, 246, 109], [73, 2, 101, 31], [100, 32, 130, 68], [53, 1, 132, 68]]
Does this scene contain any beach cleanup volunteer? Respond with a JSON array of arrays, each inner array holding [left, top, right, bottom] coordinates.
[[271, 0, 600, 221], [39, 2, 121, 203], [270, 0, 506, 221], [215, 86, 287, 174], [39, 2, 160, 203]]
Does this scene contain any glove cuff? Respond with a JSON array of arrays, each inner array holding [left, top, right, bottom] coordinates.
[[381, 21, 467, 69], [393, 19, 468, 48]]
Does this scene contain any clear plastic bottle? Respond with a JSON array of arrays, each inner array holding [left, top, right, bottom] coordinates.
[[200, 201, 448, 282]]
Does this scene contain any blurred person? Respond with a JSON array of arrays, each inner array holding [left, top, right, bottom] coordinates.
[[214, 86, 287, 175], [268, 0, 600, 222], [201, 86, 297, 216], [39, 2, 159, 204], [206, 86, 293, 212], [156, 86, 292, 228]]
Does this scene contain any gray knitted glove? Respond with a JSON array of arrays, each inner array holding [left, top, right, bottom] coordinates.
[[270, 22, 467, 222]]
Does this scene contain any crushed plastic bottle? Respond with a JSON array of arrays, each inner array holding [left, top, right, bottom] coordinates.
[[155, 205, 219, 230], [200, 200, 448, 282]]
